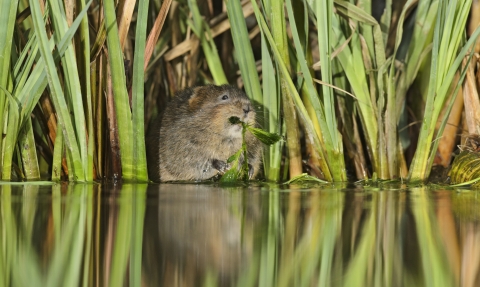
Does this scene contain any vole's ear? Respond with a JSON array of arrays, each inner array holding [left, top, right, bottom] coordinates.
[[188, 86, 204, 111]]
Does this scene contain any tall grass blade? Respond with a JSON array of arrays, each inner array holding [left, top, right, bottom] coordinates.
[[261, 32, 282, 181], [269, 0, 303, 178], [77, 0, 94, 181], [225, 0, 263, 106], [47, 0, 89, 180], [52, 123, 64, 181], [1, 88, 20, 179], [188, 0, 227, 84], [0, 0, 19, 175], [102, 0, 134, 179], [131, 0, 149, 181], [288, 0, 346, 180], [30, 0, 85, 180], [18, 118, 40, 179], [251, 0, 333, 181]]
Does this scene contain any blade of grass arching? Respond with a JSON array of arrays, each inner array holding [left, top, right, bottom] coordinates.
[[130, 185, 147, 287], [103, 0, 134, 179], [18, 117, 40, 180], [47, 0, 89, 181], [251, 0, 333, 181], [131, 0, 149, 181], [261, 33, 282, 181], [51, 123, 64, 181], [0, 0, 19, 170], [109, 186, 133, 287], [270, 0, 303, 178], [225, 0, 263, 106], [188, 0, 228, 84]]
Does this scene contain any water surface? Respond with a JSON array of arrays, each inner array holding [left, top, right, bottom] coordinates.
[[1, 183, 479, 287]]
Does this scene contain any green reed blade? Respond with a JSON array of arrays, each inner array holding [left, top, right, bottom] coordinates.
[[188, 0, 227, 84], [48, 0, 89, 181], [287, 0, 346, 181], [261, 31, 282, 181], [131, 0, 149, 181], [0, 0, 19, 174], [270, 0, 303, 178], [18, 117, 40, 180], [16, 0, 92, 124], [77, 0, 94, 181], [30, 0, 85, 181], [51, 123, 64, 181], [251, 0, 333, 181], [1, 86, 20, 179], [225, 0, 263, 106], [102, 0, 134, 179]]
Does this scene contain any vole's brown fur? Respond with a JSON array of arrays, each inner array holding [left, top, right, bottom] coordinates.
[[146, 85, 262, 182]]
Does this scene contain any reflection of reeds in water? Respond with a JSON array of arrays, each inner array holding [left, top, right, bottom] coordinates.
[[1, 184, 480, 286]]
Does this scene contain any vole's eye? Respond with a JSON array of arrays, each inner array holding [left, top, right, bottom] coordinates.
[[221, 94, 229, 100]]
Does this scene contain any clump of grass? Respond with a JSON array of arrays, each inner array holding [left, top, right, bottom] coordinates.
[[220, 116, 281, 183]]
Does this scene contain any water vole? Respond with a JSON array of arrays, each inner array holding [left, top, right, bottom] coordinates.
[[146, 85, 262, 182]]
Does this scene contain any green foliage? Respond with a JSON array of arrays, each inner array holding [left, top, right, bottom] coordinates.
[[221, 116, 281, 182], [2, 0, 480, 183], [408, 0, 480, 181]]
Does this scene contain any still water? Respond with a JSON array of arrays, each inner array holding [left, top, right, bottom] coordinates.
[[0, 182, 479, 287]]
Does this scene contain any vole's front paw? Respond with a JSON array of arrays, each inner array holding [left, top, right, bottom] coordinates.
[[212, 159, 230, 174], [248, 164, 254, 179]]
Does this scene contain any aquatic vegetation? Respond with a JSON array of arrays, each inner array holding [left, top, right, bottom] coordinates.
[[1, 0, 480, 183]]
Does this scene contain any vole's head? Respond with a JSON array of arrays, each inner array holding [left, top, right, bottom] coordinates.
[[188, 85, 255, 138]]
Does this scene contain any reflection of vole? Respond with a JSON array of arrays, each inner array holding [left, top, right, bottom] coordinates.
[[146, 85, 262, 182]]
